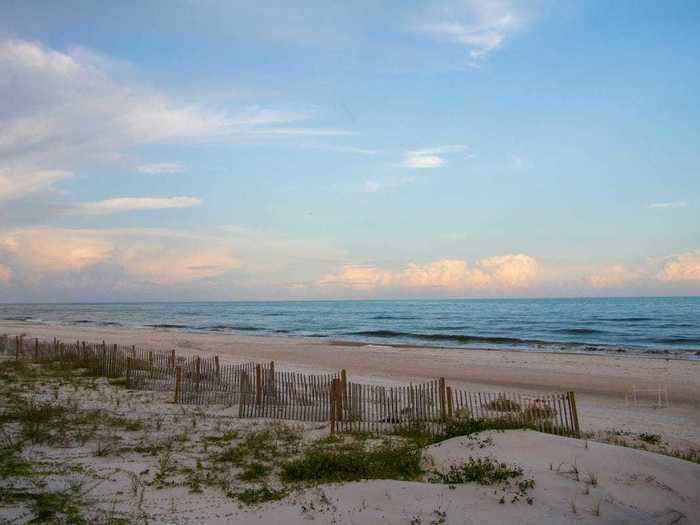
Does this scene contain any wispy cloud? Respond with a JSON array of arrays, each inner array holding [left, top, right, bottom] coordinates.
[[0, 39, 354, 202], [413, 1, 532, 66], [403, 144, 470, 169], [648, 201, 687, 209], [360, 175, 418, 193], [76, 197, 201, 214], [0, 168, 72, 202], [137, 163, 186, 175]]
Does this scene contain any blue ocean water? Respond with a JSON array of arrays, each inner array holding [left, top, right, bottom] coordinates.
[[1, 298, 698, 359]]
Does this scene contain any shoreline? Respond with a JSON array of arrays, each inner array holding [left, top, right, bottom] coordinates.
[[2, 320, 699, 398], [4, 318, 699, 362]]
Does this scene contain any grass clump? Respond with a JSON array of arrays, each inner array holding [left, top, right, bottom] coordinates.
[[638, 433, 661, 445], [233, 485, 287, 506], [441, 417, 529, 441], [217, 426, 300, 466], [6, 399, 68, 444], [0, 443, 33, 478], [29, 490, 87, 524], [204, 430, 238, 445], [393, 417, 530, 448], [239, 462, 272, 481], [431, 457, 524, 485], [281, 441, 423, 483]]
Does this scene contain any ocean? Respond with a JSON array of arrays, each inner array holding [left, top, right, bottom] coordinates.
[[1, 297, 698, 359]]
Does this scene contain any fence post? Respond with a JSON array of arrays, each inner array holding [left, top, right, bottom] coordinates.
[[215, 356, 220, 382], [239, 371, 248, 418], [340, 369, 347, 421], [446, 386, 453, 420], [255, 364, 262, 405], [330, 378, 338, 435], [170, 349, 176, 369], [174, 366, 182, 403], [439, 377, 447, 422], [148, 351, 154, 378], [196, 357, 201, 393], [126, 357, 132, 388], [269, 361, 275, 399], [567, 392, 581, 438], [15, 336, 20, 361], [34, 338, 39, 362]]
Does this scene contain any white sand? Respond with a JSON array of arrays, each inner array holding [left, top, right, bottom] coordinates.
[[2, 367, 698, 525]]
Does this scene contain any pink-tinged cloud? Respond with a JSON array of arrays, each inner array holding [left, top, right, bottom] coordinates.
[[588, 264, 629, 288], [0, 229, 113, 273], [318, 254, 539, 292], [0, 228, 239, 286], [0, 264, 10, 284], [119, 244, 239, 285], [658, 252, 700, 282]]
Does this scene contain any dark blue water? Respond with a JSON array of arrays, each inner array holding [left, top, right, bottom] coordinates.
[[1, 298, 698, 359]]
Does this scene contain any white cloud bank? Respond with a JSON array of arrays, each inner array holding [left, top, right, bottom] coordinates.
[[588, 264, 630, 289], [319, 254, 539, 292]]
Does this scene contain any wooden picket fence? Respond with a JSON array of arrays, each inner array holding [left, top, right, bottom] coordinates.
[[329, 377, 580, 437], [0, 334, 581, 437]]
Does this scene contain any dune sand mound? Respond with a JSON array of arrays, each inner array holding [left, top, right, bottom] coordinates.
[[175, 430, 700, 525], [416, 429, 700, 525]]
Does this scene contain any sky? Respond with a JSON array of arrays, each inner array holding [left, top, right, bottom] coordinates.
[[0, 0, 699, 302]]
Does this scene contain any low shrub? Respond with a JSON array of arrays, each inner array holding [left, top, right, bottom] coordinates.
[[281, 441, 423, 483], [239, 462, 271, 481], [233, 485, 286, 506], [431, 457, 524, 485]]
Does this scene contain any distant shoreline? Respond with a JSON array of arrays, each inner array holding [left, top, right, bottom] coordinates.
[[2, 319, 699, 402]]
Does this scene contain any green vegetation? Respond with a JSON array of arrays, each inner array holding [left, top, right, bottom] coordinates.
[[232, 485, 287, 506], [239, 462, 272, 481], [638, 432, 661, 445], [430, 457, 523, 485], [28, 490, 87, 524], [282, 441, 423, 483], [441, 417, 530, 441], [216, 425, 300, 466]]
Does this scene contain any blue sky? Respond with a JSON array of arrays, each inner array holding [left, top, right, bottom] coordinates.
[[0, 1, 698, 301]]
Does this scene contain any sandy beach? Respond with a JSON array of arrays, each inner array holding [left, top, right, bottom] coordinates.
[[1, 338, 699, 524], [2, 320, 699, 452]]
